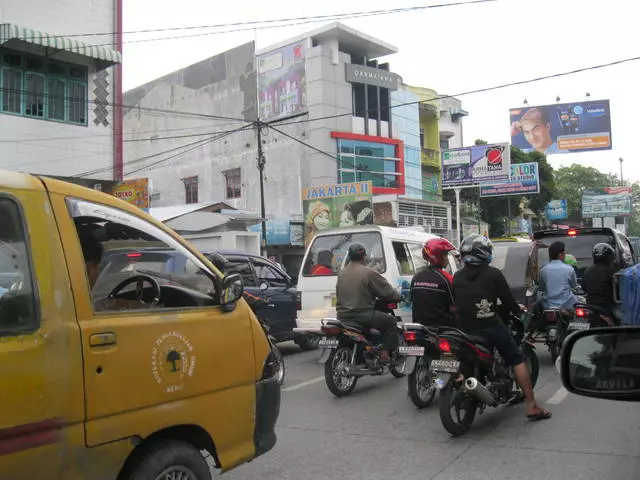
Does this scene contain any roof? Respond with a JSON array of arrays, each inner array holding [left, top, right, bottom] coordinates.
[[310, 224, 441, 241], [256, 22, 398, 59], [148, 202, 239, 222]]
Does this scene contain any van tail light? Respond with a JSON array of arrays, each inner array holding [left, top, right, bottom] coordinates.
[[438, 338, 452, 353], [321, 325, 341, 335], [296, 292, 302, 311], [387, 303, 398, 310], [545, 311, 559, 324], [404, 331, 417, 343], [568, 229, 577, 236], [575, 307, 586, 318], [126, 253, 142, 258]]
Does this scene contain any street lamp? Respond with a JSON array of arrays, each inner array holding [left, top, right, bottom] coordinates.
[[619, 157, 624, 186]]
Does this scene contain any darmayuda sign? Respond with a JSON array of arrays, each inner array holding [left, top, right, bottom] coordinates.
[[345, 64, 399, 90]]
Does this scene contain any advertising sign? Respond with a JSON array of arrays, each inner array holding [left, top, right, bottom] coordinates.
[[257, 41, 307, 122], [302, 181, 373, 245], [582, 187, 632, 218], [546, 199, 568, 221], [441, 143, 511, 187], [510, 100, 612, 155], [111, 178, 149, 209], [422, 171, 441, 200], [479, 162, 540, 198], [345, 64, 399, 90]]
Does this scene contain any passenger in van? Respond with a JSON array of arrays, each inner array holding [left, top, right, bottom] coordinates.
[[335, 243, 402, 363], [310, 249, 334, 276], [409, 238, 457, 328]]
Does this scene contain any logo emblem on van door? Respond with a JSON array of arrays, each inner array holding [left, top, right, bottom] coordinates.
[[152, 331, 197, 394]]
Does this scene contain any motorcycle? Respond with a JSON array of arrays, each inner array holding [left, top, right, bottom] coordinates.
[[318, 299, 407, 397], [432, 312, 539, 437], [401, 323, 442, 409]]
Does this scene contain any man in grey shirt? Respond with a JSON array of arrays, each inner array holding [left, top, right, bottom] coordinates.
[[336, 243, 402, 363], [539, 241, 578, 310]]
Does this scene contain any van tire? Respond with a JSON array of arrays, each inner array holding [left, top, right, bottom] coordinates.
[[123, 439, 213, 480], [295, 333, 319, 351]]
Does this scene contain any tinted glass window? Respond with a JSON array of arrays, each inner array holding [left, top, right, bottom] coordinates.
[[253, 259, 288, 288], [302, 232, 385, 276], [537, 234, 614, 271], [225, 258, 256, 287]]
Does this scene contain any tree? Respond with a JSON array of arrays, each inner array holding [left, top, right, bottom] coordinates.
[[626, 182, 640, 237], [553, 164, 612, 219]]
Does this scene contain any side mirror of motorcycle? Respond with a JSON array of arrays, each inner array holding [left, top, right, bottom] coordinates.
[[259, 282, 269, 292]]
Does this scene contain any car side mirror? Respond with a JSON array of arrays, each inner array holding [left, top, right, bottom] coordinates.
[[220, 273, 244, 305], [561, 327, 640, 402], [259, 282, 269, 292]]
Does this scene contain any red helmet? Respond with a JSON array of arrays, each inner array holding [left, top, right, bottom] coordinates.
[[423, 237, 456, 266]]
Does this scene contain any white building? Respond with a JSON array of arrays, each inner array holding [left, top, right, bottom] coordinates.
[[437, 96, 468, 150], [0, 1, 122, 180]]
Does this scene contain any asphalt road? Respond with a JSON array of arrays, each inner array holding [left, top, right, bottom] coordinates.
[[223, 343, 640, 480]]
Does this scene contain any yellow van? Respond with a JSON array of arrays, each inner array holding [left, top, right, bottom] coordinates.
[[0, 171, 280, 479]]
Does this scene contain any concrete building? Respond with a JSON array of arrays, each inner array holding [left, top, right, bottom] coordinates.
[[123, 23, 458, 275], [0, 0, 123, 180]]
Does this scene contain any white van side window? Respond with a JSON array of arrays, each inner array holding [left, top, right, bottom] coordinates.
[[407, 243, 428, 272], [392, 241, 415, 275], [302, 232, 385, 276]]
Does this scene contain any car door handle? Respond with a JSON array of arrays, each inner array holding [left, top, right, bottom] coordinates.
[[90, 332, 117, 347], [268, 304, 276, 307]]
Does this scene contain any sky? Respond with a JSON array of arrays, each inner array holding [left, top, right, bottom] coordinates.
[[122, 0, 640, 183]]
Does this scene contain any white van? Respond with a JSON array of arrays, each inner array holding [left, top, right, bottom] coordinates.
[[293, 225, 461, 347]]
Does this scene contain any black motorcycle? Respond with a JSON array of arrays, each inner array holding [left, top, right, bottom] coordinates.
[[401, 323, 442, 409], [432, 313, 539, 436], [319, 299, 406, 397]]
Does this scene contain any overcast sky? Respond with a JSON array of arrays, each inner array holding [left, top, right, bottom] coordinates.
[[122, 0, 640, 182]]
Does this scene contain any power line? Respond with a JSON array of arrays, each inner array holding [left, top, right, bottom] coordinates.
[[270, 53, 640, 128], [59, 1, 495, 41]]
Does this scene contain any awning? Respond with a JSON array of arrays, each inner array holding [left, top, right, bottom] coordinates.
[[0, 23, 121, 67]]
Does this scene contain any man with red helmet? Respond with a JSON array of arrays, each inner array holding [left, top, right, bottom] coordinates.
[[409, 237, 457, 328]]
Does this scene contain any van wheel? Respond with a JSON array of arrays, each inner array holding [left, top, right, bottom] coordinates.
[[295, 333, 320, 351], [123, 439, 212, 480]]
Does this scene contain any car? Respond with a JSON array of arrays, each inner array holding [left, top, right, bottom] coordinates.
[[490, 239, 539, 304]]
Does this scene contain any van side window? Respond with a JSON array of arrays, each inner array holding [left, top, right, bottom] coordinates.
[[302, 232, 386, 276], [66, 198, 218, 313], [392, 241, 414, 275], [0, 197, 38, 334], [407, 243, 428, 272]]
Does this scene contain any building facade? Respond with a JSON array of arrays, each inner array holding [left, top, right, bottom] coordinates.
[[0, 0, 123, 180], [123, 23, 464, 274]]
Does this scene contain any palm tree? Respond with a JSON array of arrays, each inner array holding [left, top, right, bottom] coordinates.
[[166, 350, 181, 373]]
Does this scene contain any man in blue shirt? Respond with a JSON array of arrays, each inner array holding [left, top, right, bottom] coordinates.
[[539, 241, 578, 309]]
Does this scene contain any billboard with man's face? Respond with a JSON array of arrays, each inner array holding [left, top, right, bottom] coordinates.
[[510, 100, 612, 155]]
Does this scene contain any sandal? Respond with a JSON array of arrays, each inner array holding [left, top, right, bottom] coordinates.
[[527, 409, 552, 421]]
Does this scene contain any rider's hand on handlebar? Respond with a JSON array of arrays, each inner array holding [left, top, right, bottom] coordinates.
[[519, 303, 527, 312]]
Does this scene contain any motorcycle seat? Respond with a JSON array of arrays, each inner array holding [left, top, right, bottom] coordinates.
[[325, 319, 379, 338]]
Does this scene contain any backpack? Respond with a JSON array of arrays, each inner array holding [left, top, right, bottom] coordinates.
[[619, 264, 640, 326]]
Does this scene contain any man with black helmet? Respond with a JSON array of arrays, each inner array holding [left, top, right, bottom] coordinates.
[[583, 243, 621, 324], [453, 234, 551, 421], [335, 242, 402, 363]]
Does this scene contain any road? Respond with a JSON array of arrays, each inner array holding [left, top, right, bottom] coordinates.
[[224, 343, 640, 480]]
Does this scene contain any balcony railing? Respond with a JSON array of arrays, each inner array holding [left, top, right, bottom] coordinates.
[[421, 148, 441, 169]]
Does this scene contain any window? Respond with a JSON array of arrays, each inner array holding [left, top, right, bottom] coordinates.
[[440, 139, 450, 150], [0, 48, 88, 125], [224, 168, 241, 199], [224, 258, 257, 287], [392, 241, 415, 275], [253, 259, 288, 288], [183, 176, 198, 204], [408, 243, 428, 272], [66, 198, 218, 313], [302, 232, 385, 276], [0, 197, 38, 334], [420, 128, 425, 148], [333, 133, 404, 195]]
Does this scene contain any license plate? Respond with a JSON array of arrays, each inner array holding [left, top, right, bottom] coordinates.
[[429, 358, 460, 373], [568, 322, 590, 331], [398, 346, 425, 356], [319, 337, 339, 348]]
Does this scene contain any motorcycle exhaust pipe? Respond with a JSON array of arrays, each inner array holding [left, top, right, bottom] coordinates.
[[464, 377, 497, 406], [344, 367, 377, 377]]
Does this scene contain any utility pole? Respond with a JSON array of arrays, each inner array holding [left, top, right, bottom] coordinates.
[[256, 120, 267, 256], [619, 157, 624, 186]]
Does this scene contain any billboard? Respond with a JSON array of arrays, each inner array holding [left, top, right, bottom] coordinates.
[[422, 171, 441, 200], [111, 178, 149, 209], [510, 100, 612, 155], [441, 143, 511, 188], [546, 200, 568, 221], [582, 187, 632, 218], [479, 162, 540, 198], [257, 41, 306, 122], [302, 181, 373, 245]]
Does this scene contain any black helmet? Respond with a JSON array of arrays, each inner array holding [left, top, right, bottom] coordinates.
[[208, 252, 228, 272], [460, 234, 493, 265], [347, 243, 367, 261], [592, 243, 615, 264]]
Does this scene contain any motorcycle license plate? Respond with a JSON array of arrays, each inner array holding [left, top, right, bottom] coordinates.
[[319, 337, 339, 348], [398, 346, 425, 356], [429, 358, 460, 373], [568, 322, 590, 331]]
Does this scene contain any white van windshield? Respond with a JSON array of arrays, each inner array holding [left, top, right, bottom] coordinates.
[[302, 232, 385, 277]]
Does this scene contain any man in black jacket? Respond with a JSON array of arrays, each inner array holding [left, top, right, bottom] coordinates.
[[453, 234, 551, 421], [583, 243, 621, 324]]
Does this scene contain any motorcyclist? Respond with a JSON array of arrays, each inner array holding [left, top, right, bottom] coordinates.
[[452, 234, 551, 421], [539, 241, 578, 310], [563, 254, 579, 276], [335, 243, 402, 363], [409, 237, 457, 328], [582, 243, 622, 325]]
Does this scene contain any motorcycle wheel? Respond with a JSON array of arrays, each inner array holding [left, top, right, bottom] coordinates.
[[408, 356, 436, 409], [523, 344, 539, 388], [324, 346, 358, 397], [439, 377, 477, 437], [389, 354, 406, 378], [271, 345, 285, 386]]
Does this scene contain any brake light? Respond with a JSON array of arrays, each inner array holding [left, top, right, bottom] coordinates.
[[126, 253, 142, 258], [568, 229, 577, 236], [404, 331, 417, 342], [576, 308, 586, 318], [545, 312, 558, 324], [388, 303, 398, 310], [438, 338, 451, 353], [321, 325, 341, 335]]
